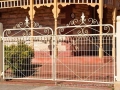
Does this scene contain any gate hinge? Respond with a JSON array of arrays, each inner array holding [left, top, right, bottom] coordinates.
[[114, 34, 117, 37], [0, 72, 3, 77], [1, 37, 3, 41], [115, 76, 117, 81]]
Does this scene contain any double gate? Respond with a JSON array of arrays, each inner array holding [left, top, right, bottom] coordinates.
[[3, 14, 115, 84]]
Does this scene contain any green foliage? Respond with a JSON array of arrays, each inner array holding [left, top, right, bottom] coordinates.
[[4, 40, 34, 77]]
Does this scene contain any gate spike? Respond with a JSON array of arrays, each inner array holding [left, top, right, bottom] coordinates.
[[81, 12, 85, 23], [25, 16, 29, 27]]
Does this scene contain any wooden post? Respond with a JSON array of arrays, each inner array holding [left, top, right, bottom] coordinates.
[[28, 0, 35, 48], [29, 0, 34, 36], [98, 0, 103, 58], [0, 23, 3, 80], [52, 0, 57, 84], [112, 7, 116, 59]]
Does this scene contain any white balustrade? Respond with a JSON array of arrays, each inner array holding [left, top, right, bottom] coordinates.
[[0, 0, 119, 8], [58, 0, 99, 3]]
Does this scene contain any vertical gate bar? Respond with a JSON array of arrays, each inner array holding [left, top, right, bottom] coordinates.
[[52, 35, 54, 80], [54, 35, 56, 81], [53, 34, 55, 80], [0, 23, 3, 80], [112, 25, 116, 83]]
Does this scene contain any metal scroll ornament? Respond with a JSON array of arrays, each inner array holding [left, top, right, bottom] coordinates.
[[5, 16, 52, 37], [15, 16, 42, 28], [58, 13, 99, 35], [67, 13, 99, 26], [58, 12, 112, 35]]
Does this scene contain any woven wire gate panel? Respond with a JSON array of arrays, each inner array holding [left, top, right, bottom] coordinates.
[[55, 34, 115, 83], [3, 27, 54, 80], [55, 13, 115, 83]]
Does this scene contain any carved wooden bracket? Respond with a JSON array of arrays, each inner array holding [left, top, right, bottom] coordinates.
[[53, 3, 71, 18], [112, 8, 117, 21], [52, 5, 60, 18], [97, 6, 103, 20], [28, 8, 35, 20], [35, 4, 53, 8], [87, 3, 97, 7], [22, 6, 28, 9]]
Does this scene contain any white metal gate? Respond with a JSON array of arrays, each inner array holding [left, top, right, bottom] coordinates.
[[3, 13, 115, 84], [3, 18, 54, 80], [54, 13, 115, 83]]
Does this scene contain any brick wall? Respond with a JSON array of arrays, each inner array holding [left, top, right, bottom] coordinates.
[[34, 6, 54, 29], [103, 8, 113, 24], [34, 4, 90, 31], [103, 7, 114, 33], [58, 4, 90, 25], [0, 7, 29, 30]]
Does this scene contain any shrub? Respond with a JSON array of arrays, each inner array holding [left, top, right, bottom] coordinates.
[[4, 40, 34, 77]]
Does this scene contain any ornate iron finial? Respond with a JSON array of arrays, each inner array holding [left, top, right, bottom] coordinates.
[[25, 16, 29, 27], [15, 16, 42, 28], [81, 13, 85, 23]]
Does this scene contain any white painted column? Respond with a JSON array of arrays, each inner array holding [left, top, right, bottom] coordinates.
[[115, 16, 120, 90], [116, 16, 120, 81], [0, 23, 3, 80]]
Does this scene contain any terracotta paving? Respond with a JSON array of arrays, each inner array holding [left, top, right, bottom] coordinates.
[[3, 56, 114, 90], [32, 56, 113, 64]]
